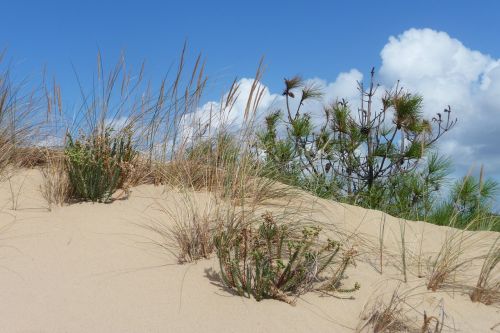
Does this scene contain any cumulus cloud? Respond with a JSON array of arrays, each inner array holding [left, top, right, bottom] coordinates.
[[187, 28, 500, 187], [379, 28, 500, 178]]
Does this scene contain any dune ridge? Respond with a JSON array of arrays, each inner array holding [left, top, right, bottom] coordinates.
[[0, 169, 498, 332]]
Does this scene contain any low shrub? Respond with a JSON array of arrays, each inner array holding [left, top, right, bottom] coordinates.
[[214, 212, 359, 304], [65, 128, 135, 202]]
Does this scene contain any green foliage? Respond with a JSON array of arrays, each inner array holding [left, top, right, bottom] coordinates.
[[429, 174, 500, 230], [213, 212, 359, 304], [366, 153, 453, 220], [65, 128, 135, 202], [258, 73, 456, 206]]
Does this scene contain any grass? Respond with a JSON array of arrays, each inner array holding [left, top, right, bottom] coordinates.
[[357, 286, 446, 333], [426, 217, 484, 292], [426, 230, 469, 292], [40, 149, 69, 209], [148, 193, 220, 263], [0, 56, 40, 182], [470, 235, 500, 305]]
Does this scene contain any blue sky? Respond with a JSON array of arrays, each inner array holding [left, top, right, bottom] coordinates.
[[1, 1, 500, 206], [2, 1, 499, 92]]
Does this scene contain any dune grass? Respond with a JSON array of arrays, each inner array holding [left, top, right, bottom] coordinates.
[[357, 285, 446, 333], [39, 149, 69, 209], [470, 235, 500, 305], [0, 55, 41, 182]]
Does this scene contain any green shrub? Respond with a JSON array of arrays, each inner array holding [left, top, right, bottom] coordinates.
[[429, 173, 500, 230], [213, 212, 359, 304], [65, 128, 135, 202]]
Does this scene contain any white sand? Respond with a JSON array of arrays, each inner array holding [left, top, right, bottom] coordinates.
[[0, 169, 498, 332]]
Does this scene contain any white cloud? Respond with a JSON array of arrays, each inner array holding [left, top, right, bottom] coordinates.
[[379, 28, 500, 178]]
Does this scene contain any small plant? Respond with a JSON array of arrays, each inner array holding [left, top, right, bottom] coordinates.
[[150, 195, 219, 264], [213, 211, 359, 304], [40, 150, 69, 209], [470, 236, 500, 305], [426, 228, 474, 292], [358, 287, 410, 333], [357, 286, 445, 333], [65, 128, 135, 202]]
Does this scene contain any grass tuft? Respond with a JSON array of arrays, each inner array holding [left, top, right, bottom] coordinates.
[[470, 236, 500, 305]]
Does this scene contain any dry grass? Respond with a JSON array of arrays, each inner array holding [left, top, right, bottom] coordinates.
[[357, 286, 446, 333], [426, 226, 479, 292], [147, 194, 220, 263], [470, 235, 500, 305], [39, 149, 70, 209], [358, 286, 412, 333], [0, 57, 40, 181], [10, 146, 51, 168]]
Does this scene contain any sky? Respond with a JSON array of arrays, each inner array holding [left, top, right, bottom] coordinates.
[[1, 0, 500, 206]]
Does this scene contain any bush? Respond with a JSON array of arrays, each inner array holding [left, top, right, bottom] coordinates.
[[65, 128, 135, 202], [213, 212, 359, 304]]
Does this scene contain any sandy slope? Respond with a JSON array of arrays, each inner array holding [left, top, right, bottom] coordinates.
[[0, 169, 498, 332]]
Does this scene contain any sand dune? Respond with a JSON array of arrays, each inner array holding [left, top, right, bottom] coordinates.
[[0, 169, 498, 332]]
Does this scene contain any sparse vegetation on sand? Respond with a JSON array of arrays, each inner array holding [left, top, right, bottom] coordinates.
[[214, 211, 359, 304], [357, 286, 446, 333], [0, 48, 499, 332]]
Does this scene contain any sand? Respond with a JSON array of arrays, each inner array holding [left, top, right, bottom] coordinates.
[[0, 169, 498, 332]]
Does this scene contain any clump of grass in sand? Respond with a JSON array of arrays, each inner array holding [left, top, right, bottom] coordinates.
[[470, 236, 500, 305], [357, 286, 445, 333], [425, 213, 484, 292], [65, 128, 136, 203], [213, 211, 359, 305], [426, 230, 470, 292], [149, 194, 220, 263], [359, 289, 410, 333], [40, 149, 69, 209]]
